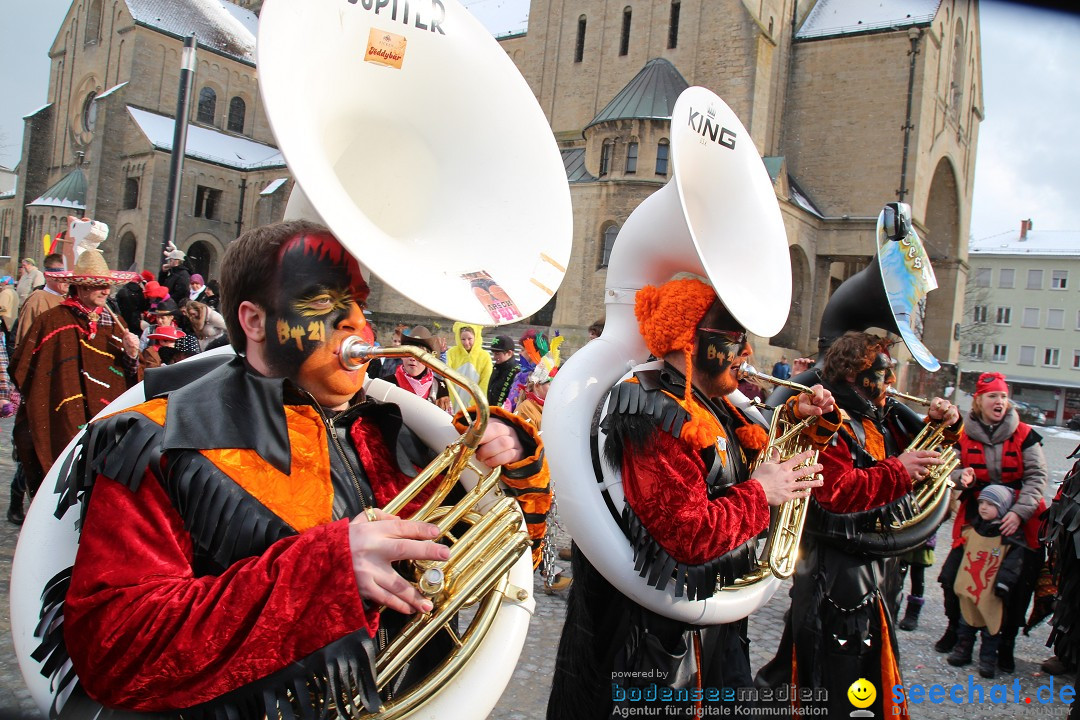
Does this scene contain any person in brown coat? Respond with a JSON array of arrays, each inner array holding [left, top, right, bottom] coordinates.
[[10, 221, 142, 495]]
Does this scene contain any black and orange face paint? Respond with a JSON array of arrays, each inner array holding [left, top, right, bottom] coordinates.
[[695, 329, 743, 377], [855, 352, 892, 407], [264, 232, 372, 385]]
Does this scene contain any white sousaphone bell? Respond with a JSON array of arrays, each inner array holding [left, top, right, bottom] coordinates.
[[258, 0, 572, 326], [544, 86, 793, 624], [11, 1, 572, 718]]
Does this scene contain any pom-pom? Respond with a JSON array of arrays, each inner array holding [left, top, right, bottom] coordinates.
[[735, 424, 768, 452], [635, 278, 717, 359]]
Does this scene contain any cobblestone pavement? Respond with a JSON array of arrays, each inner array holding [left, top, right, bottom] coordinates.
[[0, 418, 1075, 719]]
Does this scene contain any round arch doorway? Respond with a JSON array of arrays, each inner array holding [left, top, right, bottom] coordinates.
[[185, 241, 217, 282]]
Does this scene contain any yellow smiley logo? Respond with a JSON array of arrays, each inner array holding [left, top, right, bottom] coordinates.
[[847, 678, 876, 709]]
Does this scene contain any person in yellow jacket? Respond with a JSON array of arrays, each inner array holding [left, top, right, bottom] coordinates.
[[446, 322, 492, 412]]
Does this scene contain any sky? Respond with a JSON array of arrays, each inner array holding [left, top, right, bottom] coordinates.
[[0, 0, 1076, 243]]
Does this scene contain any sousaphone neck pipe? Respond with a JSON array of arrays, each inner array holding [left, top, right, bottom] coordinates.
[[885, 386, 931, 406], [737, 364, 815, 397], [340, 336, 489, 450]]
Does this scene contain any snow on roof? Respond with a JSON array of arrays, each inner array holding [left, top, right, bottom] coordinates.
[[97, 82, 129, 100], [797, 0, 941, 40], [789, 179, 823, 218], [128, 106, 285, 170], [970, 229, 1080, 257], [461, 0, 529, 38], [23, 103, 52, 119], [125, 0, 257, 65], [260, 177, 289, 195]]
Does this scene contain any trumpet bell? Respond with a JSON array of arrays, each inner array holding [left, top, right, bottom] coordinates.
[[258, 0, 572, 325]]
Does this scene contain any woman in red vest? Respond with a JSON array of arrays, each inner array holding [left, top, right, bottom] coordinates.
[[936, 372, 1048, 675]]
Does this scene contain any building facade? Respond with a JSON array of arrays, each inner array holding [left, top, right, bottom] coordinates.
[[0, 0, 290, 282], [1, 0, 982, 366], [452, 0, 983, 363], [962, 222, 1080, 425]]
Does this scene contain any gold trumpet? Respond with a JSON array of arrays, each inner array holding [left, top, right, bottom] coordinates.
[[884, 386, 961, 529], [730, 364, 822, 582], [339, 339, 531, 718]]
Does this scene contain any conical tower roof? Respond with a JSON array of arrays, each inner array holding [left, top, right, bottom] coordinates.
[[27, 167, 88, 210], [585, 58, 689, 130]]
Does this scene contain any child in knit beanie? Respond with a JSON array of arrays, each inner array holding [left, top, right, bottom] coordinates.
[[949, 483, 1028, 678], [977, 484, 1015, 523]]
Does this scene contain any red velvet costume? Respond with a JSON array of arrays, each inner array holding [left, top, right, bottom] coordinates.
[[547, 364, 837, 720], [37, 356, 548, 718], [757, 383, 960, 720], [623, 430, 769, 565]]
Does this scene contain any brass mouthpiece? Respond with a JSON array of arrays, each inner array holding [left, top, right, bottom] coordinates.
[[339, 335, 375, 371]]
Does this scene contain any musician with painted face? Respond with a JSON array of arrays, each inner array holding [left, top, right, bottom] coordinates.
[[45, 220, 550, 718], [548, 275, 838, 719], [756, 330, 961, 719]]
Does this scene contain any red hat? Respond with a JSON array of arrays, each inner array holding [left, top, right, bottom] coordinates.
[[148, 325, 186, 342], [975, 372, 1008, 395], [144, 281, 169, 300], [140, 270, 155, 283]]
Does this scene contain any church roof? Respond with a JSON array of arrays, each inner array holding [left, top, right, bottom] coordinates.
[[585, 58, 689, 130], [562, 148, 596, 184], [796, 0, 940, 40], [128, 106, 285, 170], [124, 0, 258, 65], [27, 168, 87, 210]]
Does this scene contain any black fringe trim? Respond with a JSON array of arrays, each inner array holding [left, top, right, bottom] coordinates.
[[160, 450, 294, 571], [1046, 464, 1080, 665], [622, 504, 758, 601], [53, 412, 167, 522], [31, 568, 77, 719], [179, 631, 380, 719], [37, 410, 383, 719], [600, 381, 690, 471]]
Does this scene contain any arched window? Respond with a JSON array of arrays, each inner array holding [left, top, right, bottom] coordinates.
[[85, 0, 103, 44], [655, 139, 670, 176], [81, 93, 98, 132], [227, 96, 246, 133], [118, 232, 137, 271], [599, 224, 619, 268], [620, 7, 632, 56], [575, 16, 587, 63], [599, 140, 613, 177], [197, 87, 217, 125], [626, 141, 638, 174]]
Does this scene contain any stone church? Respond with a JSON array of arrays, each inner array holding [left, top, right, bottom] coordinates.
[[0, 0, 288, 283], [1, 0, 981, 369], [486, 0, 981, 366]]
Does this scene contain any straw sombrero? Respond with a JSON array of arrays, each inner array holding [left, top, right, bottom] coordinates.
[[44, 217, 140, 287]]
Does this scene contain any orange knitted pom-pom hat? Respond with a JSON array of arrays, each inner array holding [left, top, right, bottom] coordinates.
[[635, 277, 718, 359], [635, 276, 723, 449]]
